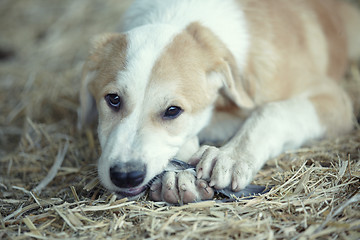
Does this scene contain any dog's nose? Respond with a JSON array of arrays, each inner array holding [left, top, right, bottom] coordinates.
[[109, 162, 146, 188]]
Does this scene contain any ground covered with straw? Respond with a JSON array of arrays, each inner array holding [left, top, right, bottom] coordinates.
[[1, 1, 359, 239]]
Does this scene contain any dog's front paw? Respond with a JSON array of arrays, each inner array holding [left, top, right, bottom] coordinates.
[[189, 145, 256, 191], [149, 170, 214, 204]]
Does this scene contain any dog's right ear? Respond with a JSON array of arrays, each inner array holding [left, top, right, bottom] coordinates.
[[78, 33, 120, 130]]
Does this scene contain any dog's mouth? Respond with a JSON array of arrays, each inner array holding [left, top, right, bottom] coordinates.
[[115, 173, 164, 198], [113, 160, 192, 198], [116, 185, 148, 197]]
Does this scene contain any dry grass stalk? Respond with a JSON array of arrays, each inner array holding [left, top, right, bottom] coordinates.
[[0, 0, 359, 239], [32, 140, 69, 195]]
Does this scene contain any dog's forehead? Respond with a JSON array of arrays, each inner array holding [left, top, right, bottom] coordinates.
[[116, 25, 180, 94]]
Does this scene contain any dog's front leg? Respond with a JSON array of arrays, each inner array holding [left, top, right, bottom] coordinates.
[[189, 97, 328, 191]]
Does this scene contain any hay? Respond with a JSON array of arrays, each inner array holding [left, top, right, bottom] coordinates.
[[0, 0, 359, 239]]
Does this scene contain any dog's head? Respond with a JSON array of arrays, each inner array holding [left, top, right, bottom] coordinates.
[[79, 23, 253, 198]]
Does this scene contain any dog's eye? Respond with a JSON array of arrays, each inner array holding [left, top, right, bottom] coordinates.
[[105, 94, 121, 111], [163, 106, 183, 120]]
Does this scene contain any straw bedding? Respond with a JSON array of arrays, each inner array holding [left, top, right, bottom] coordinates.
[[0, 0, 359, 239]]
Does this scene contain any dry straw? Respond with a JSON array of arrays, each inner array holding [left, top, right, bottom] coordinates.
[[0, 0, 359, 239]]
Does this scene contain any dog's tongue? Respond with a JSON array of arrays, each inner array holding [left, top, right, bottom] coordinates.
[[168, 159, 271, 201], [117, 185, 147, 197]]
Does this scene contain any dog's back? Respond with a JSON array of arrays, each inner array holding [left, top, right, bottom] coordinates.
[[241, 0, 360, 90]]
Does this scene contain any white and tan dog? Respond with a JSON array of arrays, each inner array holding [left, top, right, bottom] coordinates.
[[79, 0, 360, 203]]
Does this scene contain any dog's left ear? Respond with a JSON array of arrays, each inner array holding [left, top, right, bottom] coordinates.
[[186, 23, 254, 109], [186, 22, 255, 109], [213, 59, 255, 109], [78, 33, 121, 130]]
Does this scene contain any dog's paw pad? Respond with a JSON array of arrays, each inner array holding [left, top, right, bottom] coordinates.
[[181, 190, 198, 204], [162, 188, 179, 203]]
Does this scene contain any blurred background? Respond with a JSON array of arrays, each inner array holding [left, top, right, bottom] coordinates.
[[0, 1, 359, 239], [0, 0, 132, 157]]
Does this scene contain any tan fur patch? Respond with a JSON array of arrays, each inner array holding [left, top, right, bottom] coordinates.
[[149, 23, 221, 114], [150, 22, 254, 116], [309, 0, 347, 80], [79, 33, 128, 128], [309, 82, 354, 137], [86, 33, 128, 101]]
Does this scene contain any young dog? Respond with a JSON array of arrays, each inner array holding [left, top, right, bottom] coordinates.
[[79, 0, 360, 204]]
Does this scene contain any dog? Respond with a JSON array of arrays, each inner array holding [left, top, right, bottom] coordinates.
[[79, 0, 360, 204]]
